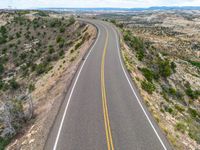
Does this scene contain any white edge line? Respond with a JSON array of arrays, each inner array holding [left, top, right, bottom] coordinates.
[[111, 26, 168, 150], [53, 23, 101, 150]]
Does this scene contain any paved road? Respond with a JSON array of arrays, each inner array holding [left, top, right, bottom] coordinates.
[[45, 20, 172, 150]]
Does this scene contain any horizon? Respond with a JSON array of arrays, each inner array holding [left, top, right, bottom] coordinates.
[[2, 6, 200, 10], [1, 0, 200, 9]]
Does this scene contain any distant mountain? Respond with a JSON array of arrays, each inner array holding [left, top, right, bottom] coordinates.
[[146, 6, 200, 10], [38, 6, 200, 12]]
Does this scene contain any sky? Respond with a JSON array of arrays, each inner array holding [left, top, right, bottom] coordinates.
[[1, 0, 200, 9]]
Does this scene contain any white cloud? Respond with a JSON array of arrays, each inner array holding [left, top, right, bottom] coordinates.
[[0, 0, 200, 9]]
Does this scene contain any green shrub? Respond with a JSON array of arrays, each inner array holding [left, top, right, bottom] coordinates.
[[123, 30, 145, 60], [9, 43, 14, 48], [59, 40, 65, 48], [16, 32, 21, 38], [162, 92, 169, 102], [49, 19, 62, 28], [49, 20, 56, 27], [17, 40, 21, 44], [14, 16, 27, 25], [0, 137, 11, 150], [30, 63, 37, 72], [168, 88, 177, 95], [48, 46, 55, 54], [0, 64, 4, 75], [56, 36, 62, 43], [75, 35, 86, 50], [37, 32, 41, 36], [2, 82, 9, 91], [37, 42, 41, 48], [36, 63, 46, 75], [1, 55, 8, 64], [110, 19, 116, 24], [185, 87, 200, 99], [68, 16, 75, 26], [35, 11, 49, 17], [123, 31, 144, 51], [70, 49, 74, 53], [12, 99, 23, 115], [0, 26, 7, 35], [75, 42, 82, 50], [162, 85, 184, 100], [0, 80, 4, 90], [175, 91, 184, 101], [35, 62, 51, 75], [188, 60, 200, 69], [175, 122, 187, 133], [28, 83, 35, 92], [141, 80, 156, 94], [189, 128, 200, 144], [17, 10, 30, 15], [188, 108, 199, 119], [117, 23, 124, 28], [123, 30, 132, 42], [158, 60, 172, 77], [60, 27, 65, 33], [171, 62, 176, 72], [175, 104, 185, 113], [140, 68, 156, 82], [2, 47, 7, 54], [132, 36, 144, 51], [19, 52, 27, 60], [0, 36, 7, 44], [136, 51, 144, 61], [9, 35, 14, 41], [9, 79, 20, 90], [45, 55, 52, 62], [59, 50, 64, 56], [70, 56, 75, 62], [164, 105, 174, 114]]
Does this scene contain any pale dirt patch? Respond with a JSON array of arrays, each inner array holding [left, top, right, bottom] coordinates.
[[0, 13, 13, 26]]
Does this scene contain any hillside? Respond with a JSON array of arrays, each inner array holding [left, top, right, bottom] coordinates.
[[0, 11, 96, 149]]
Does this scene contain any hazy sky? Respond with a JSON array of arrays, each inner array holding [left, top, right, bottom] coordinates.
[[1, 0, 200, 9]]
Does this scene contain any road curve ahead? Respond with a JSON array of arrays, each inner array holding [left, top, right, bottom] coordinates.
[[44, 20, 172, 150]]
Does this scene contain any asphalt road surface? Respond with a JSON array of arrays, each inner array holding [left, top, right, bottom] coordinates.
[[44, 20, 172, 150]]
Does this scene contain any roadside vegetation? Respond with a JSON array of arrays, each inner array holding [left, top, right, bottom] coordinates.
[[122, 29, 200, 149]]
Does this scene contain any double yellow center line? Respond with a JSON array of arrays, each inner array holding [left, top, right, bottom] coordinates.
[[101, 29, 114, 150]]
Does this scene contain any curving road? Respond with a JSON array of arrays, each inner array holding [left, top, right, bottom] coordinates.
[[44, 20, 172, 150]]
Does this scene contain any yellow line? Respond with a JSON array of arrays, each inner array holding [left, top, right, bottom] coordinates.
[[101, 29, 114, 150], [103, 86, 114, 150], [102, 85, 110, 150]]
